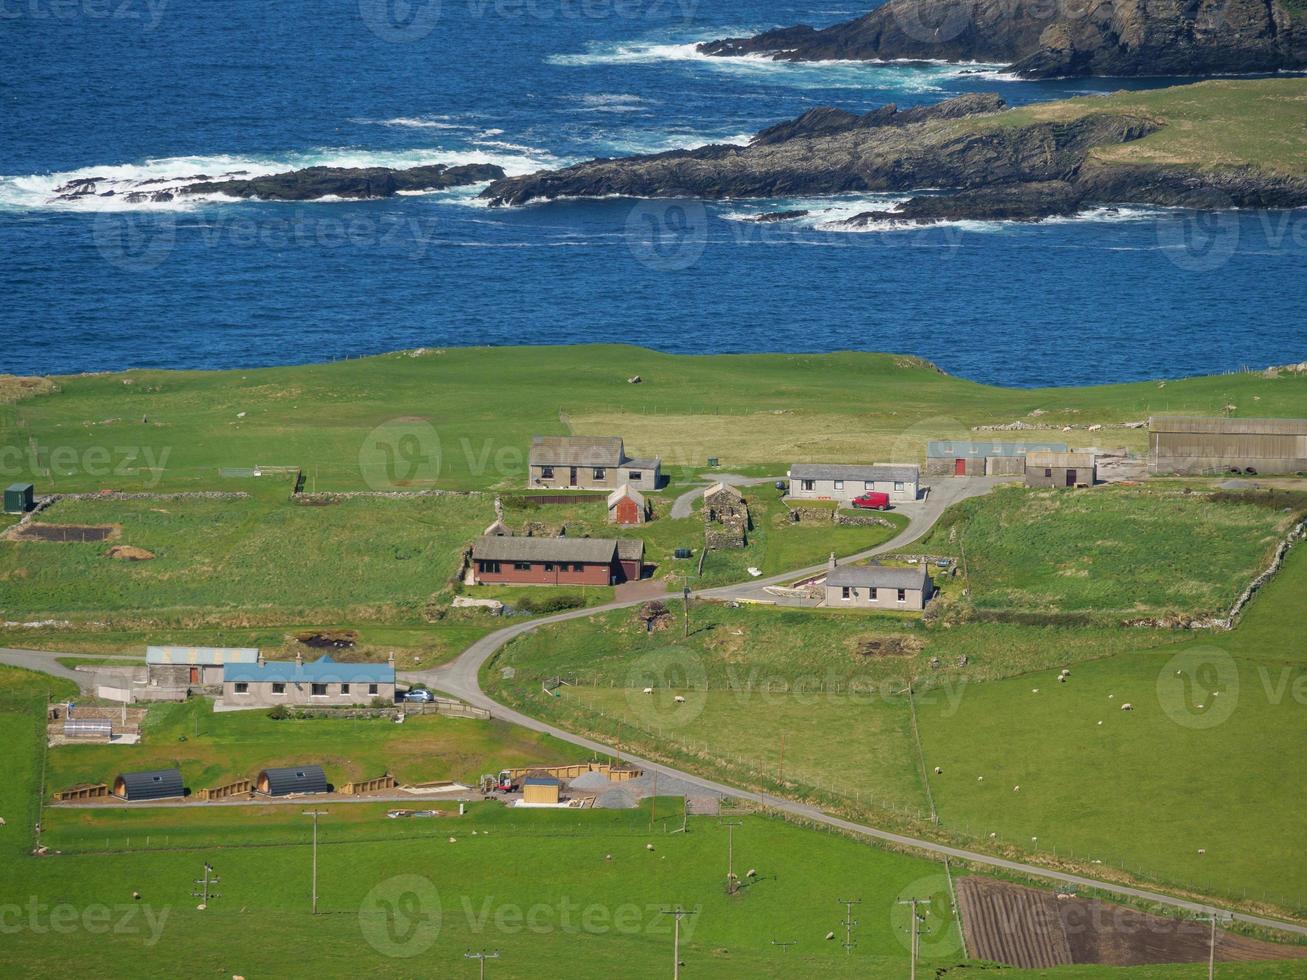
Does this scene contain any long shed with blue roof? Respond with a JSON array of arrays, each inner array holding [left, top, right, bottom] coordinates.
[[222, 653, 396, 707]]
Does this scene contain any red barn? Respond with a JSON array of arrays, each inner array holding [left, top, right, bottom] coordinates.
[[471, 535, 645, 586]]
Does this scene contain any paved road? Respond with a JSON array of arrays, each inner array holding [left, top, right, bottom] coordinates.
[[0, 648, 139, 691]]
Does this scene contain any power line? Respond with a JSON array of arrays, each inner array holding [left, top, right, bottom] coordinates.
[[837, 898, 861, 955], [464, 949, 500, 979], [191, 862, 221, 909], [897, 897, 928, 980]]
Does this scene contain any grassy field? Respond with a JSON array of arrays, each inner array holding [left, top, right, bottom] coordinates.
[[982, 78, 1307, 176], [45, 696, 589, 793], [6, 345, 1307, 494], [909, 484, 1302, 621]]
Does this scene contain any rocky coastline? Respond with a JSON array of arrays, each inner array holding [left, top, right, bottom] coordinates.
[[694, 0, 1307, 78]]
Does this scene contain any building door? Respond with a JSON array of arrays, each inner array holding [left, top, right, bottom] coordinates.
[[189, 667, 199, 684], [954, 458, 966, 476], [569, 466, 578, 486], [1066, 469, 1077, 487]]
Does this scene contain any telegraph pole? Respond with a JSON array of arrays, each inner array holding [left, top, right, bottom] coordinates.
[[682, 575, 691, 638], [722, 820, 743, 894], [837, 898, 861, 955], [191, 862, 220, 909], [1196, 909, 1228, 980], [661, 906, 696, 979], [898, 897, 927, 980], [464, 949, 500, 979], [302, 810, 327, 914], [770, 940, 796, 953]]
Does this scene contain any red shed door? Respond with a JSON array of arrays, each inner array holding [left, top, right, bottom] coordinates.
[[954, 458, 966, 476]]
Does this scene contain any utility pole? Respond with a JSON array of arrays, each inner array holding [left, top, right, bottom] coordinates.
[[722, 820, 743, 894], [898, 897, 927, 980], [837, 898, 861, 955], [464, 949, 500, 979], [1196, 910, 1228, 980], [661, 906, 696, 979], [682, 574, 691, 638], [778, 733, 785, 784], [770, 940, 796, 953], [302, 810, 327, 914], [191, 862, 221, 909]]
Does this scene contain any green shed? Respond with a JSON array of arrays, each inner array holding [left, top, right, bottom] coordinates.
[[4, 483, 34, 515]]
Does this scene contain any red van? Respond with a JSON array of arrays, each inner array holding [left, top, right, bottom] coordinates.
[[851, 492, 891, 510]]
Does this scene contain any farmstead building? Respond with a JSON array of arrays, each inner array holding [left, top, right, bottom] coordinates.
[[222, 653, 395, 707], [470, 534, 644, 585], [787, 463, 920, 503], [1149, 416, 1307, 475], [927, 440, 1069, 477], [823, 557, 934, 611], [146, 646, 260, 687], [528, 435, 661, 490], [1024, 451, 1097, 488]]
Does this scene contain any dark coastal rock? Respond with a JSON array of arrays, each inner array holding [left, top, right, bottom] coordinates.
[[696, 0, 1307, 78], [179, 163, 506, 201], [750, 210, 811, 222], [749, 93, 1005, 146], [837, 181, 1085, 227]]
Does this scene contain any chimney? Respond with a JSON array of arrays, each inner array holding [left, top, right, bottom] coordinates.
[[294, 649, 303, 667], [387, 650, 396, 667], [828, 552, 837, 571]]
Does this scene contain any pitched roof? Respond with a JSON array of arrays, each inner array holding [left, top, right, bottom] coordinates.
[[148, 646, 260, 666], [530, 435, 624, 467], [790, 463, 919, 482], [826, 562, 930, 590], [223, 655, 395, 685], [927, 440, 1067, 458], [703, 482, 742, 499], [615, 538, 645, 562], [1148, 415, 1307, 435], [607, 484, 645, 507], [1026, 451, 1097, 468], [472, 534, 619, 564]]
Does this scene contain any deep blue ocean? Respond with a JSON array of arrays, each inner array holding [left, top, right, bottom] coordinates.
[[3, 0, 1305, 386]]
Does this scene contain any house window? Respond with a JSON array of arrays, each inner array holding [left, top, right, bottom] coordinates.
[[1045, 468, 1053, 477], [833, 480, 844, 491], [544, 562, 555, 572], [627, 471, 642, 482], [540, 466, 554, 479], [479, 560, 501, 574], [894, 481, 905, 492], [341, 683, 350, 695], [234, 682, 248, 694], [801, 479, 815, 492], [572, 563, 585, 572], [897, 588, 907, 603], [513, 562, 531, 571], [865, 481, 874, 490], [272, 682, 286, 695], [841, 586, 853, 600], [593, 467, 606, 480], [311, 683, 327, 696], [368, 684, 379, 695]]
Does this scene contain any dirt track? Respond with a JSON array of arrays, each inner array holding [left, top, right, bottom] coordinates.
[[957, 877, 1307, 968]]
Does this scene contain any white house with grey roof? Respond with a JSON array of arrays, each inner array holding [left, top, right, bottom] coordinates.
[[528, 435, 661, 491], [787, 463, 920, 504], [823, 554, 934, 610]]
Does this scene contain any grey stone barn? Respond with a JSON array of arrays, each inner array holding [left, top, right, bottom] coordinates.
[[222, 653, 396, 707], [528, 435, 661, 490], [823, 559, 934, 611], [1024, 451, 1097, 488], [788, 463, 920, 504], [146, 646, 260, 688]]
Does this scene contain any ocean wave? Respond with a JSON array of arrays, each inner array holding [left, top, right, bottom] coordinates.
[[570, 93, 654, 113], [0, 143, 561, 212], [547, 36, 1006, 92], [350, 115, 469, 130], [822, 204, 1163, 233]]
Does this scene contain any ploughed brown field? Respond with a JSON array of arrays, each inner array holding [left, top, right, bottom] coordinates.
[[956, 877, 1307, 968]]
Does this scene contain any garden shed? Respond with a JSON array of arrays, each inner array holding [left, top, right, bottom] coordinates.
[[112, 768, 184, 802], [257, 765, 329, 796], [522, 775, 562, 805], [4, 482, 34, 514]]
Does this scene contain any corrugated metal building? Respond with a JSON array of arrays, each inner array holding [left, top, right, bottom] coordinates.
[[113, 768, 184, 801], [257, 765, 329, 796], [1149, 416, 1307, 475], [926, 440, 1069, 477], [1024, 451, 1097, 488]]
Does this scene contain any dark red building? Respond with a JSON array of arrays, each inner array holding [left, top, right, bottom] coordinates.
[[471, 535, 644, 586]]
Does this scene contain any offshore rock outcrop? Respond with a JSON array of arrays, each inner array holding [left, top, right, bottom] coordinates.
[[695, 0, 1307, 79]]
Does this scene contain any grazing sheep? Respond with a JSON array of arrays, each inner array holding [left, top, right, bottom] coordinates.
[[673, 695, 686, 704], [1097, 720, 1103, 725], [1121, 703, 1133, 711], [977, 776, 984, 781], [1032, 688, 1040, 694], [933, 766, 942, 774], [1198, 848, 1206, 855], [746, 868, 757, 878], [643, 687, 654, 695], [1058, 675, 1067, 683], [646, 843, 655, 851], [989, 832, 997, 838], [1013, 785, 1020, 792], [1060, 669, 1071, 677], [825, 932, 836, 941]]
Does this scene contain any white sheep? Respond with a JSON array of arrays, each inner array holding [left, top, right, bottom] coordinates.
[[934, 766, 942, 774], [673, 695, 686, 704], [643, 687, 654, 695], [1058, 675, 1067, 683], [746, 868, 757, 878], [1013, 785, 1020, 792], [1032, 688, 1040, 693], [1121, 703, 1133, 711]]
